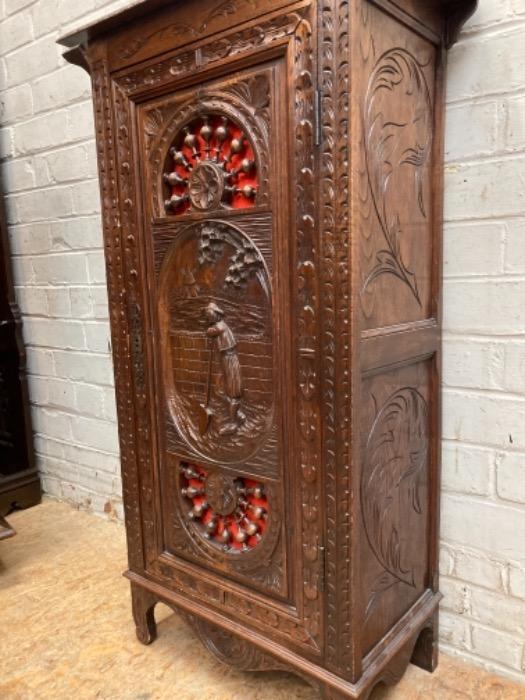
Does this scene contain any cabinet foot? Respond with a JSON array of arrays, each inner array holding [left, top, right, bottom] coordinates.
[[410, 609, 439, 673], [130, 582, 158, 645]]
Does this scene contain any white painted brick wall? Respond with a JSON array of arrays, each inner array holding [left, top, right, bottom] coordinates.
[[0, 0, 134, 522], [0, 0, 524, 683]]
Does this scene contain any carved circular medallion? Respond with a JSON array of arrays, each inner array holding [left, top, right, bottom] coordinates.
[[188, 161, 225, 211], [205, 472, 237, 516], [179, 462, 269, 554], [163, 114, 258, 215]]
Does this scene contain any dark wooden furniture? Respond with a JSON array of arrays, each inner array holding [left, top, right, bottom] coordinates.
[[0, 178, 40, 525], [60, 1, 477, 697]]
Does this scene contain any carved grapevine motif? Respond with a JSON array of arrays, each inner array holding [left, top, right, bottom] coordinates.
[[225, 241, 263, 289], [362, 388, 428, 622], [363, 48, 433, 306]]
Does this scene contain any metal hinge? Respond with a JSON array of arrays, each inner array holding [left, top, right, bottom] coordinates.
[[314, 89, 322, 147], [319, 544, 326, 593]]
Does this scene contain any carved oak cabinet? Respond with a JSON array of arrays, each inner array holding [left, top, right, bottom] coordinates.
[[60, 1, 477, 697]]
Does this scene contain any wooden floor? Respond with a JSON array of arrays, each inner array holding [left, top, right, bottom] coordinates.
[[0, 500, 523, 700]]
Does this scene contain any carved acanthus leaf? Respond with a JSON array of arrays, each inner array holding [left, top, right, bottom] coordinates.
[[363, 48, 433, 305], [362, 387, 428, 620]]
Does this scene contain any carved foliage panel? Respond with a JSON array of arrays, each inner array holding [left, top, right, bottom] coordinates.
[[358, 3, 438, 329], [359, 361, 431, 656]]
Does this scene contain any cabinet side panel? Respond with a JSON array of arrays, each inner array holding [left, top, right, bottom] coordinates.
[[352, 0, 443, 658], [359, 361, 432, 654], [358, 3, 438, 330]]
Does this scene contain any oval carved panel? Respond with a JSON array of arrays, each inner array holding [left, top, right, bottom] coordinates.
[[158, 220, 273, 464]]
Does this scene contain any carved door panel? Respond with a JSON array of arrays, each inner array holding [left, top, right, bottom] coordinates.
[[145, 62, 287, 592], [123, 2, 323, 657]]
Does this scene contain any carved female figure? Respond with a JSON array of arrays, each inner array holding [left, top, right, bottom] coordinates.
[[205, 301, 245, 435]]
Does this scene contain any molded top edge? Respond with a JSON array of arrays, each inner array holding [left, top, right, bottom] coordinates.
[[57, 0, 478, 49], [57, 0, 174, 48], [443, 0, 478, 47]]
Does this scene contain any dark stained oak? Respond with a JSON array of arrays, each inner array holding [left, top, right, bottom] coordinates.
[[59, 1, 477, 697]]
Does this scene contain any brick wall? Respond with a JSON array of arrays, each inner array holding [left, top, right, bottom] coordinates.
[[439, 0, 525, 682], [0, 0, 524, 682]]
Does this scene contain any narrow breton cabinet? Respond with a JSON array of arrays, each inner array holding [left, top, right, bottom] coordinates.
[[60, 1, 477, 697]]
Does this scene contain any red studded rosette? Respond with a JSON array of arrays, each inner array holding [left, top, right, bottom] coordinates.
[[163, 114, 258, 215], [179, 462, 268, 552]]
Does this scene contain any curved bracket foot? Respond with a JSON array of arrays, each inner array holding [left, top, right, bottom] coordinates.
[[131, 582, 158, 645], [411, 609, 439, 673]]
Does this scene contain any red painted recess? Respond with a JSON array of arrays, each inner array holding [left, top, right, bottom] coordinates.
[[165, 115, 259, 215], [180, 462, 268, 552]]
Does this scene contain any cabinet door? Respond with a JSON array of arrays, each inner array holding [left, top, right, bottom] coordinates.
[[108, 1, 324, 658], [147, 61, 291, 596]]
